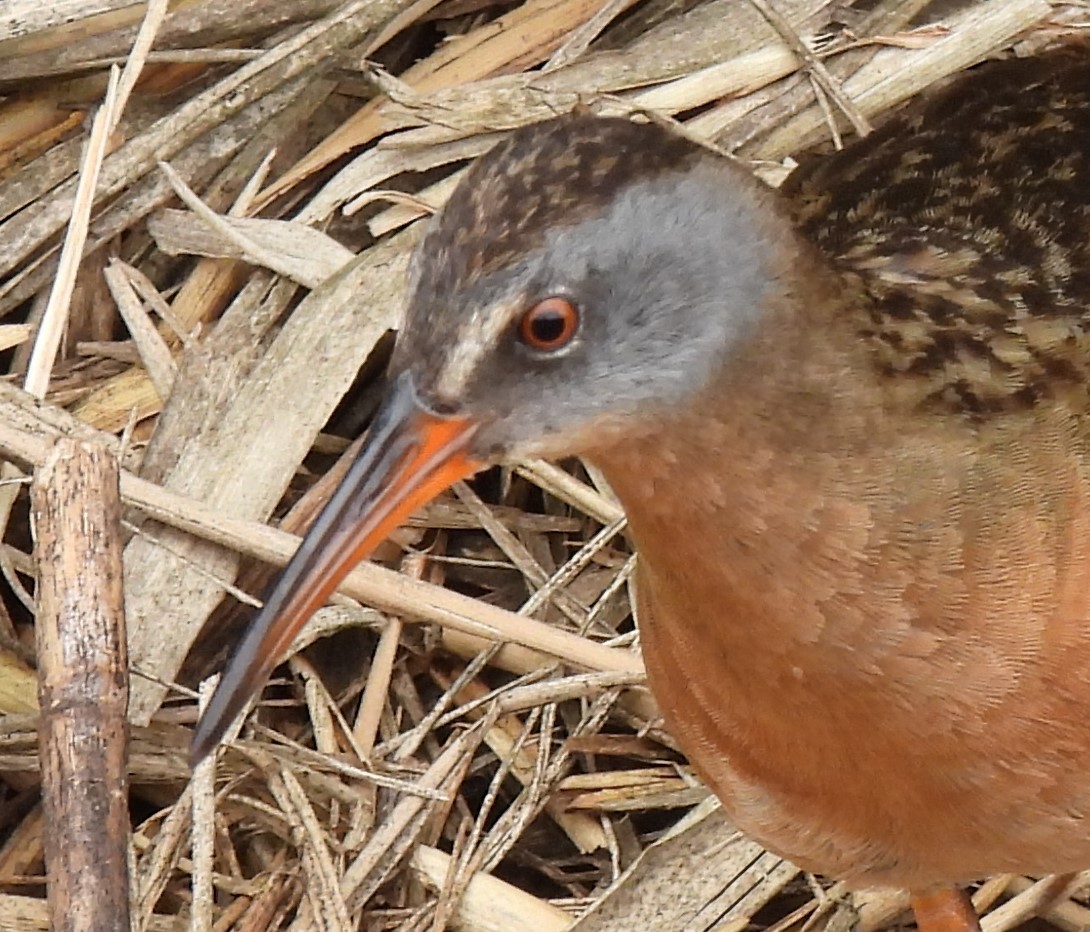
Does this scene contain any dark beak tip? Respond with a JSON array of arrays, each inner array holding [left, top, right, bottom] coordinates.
[[187, 373, 482, 764]]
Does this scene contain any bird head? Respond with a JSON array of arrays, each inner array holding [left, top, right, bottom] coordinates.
[[190, 114, 788, 763]]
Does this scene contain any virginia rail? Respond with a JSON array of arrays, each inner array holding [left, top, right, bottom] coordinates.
[[192, 46, 1090, 930]]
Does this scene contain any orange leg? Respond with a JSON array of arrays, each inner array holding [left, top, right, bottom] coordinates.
[[910, 887, 981, 932]]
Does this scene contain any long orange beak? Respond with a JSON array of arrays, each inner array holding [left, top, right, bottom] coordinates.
[[190, 372, 482, 765]]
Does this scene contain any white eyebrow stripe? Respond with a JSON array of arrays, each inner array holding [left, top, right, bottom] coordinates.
[[433, 300, 520, 400]]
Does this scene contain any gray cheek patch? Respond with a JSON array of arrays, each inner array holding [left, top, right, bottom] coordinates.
[[529, 165, 776, 410]]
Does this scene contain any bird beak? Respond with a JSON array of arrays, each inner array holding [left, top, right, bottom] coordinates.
[[189, 371, 482, 765]]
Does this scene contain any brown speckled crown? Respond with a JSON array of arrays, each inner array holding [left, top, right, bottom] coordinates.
[[410, 115, 702, 303], [786, 44, 1090, 416]]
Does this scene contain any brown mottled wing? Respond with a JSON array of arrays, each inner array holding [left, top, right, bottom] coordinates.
[[784, 45, 1090, 418]]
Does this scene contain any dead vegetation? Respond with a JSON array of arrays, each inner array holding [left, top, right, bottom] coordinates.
[[0, 0, 1088, 929]]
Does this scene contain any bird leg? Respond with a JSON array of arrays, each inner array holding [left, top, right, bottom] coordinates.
[[910, 887, 981, 932]]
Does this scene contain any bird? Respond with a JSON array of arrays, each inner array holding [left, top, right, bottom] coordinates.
[[191, 44, 1090, 931]]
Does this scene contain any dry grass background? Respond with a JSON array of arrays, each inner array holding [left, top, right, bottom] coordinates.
[[0, 0, 1088, 929]]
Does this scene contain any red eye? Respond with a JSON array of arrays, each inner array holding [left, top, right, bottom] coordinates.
[[518, 297, 579, 352]]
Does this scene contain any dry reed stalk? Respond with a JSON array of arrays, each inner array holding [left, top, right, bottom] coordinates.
[[31, 438, 130, 931]]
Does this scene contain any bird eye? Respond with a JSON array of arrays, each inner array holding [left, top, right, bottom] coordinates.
[[518, 297, 579, 352]]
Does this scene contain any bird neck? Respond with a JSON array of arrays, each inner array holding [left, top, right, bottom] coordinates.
[[586, 254, 889, 653], [589, 238, 885, 475]]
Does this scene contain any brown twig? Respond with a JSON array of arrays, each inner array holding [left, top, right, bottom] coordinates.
[[31, 437, 129, 932]]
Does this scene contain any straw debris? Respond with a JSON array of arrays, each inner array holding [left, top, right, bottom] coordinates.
[[0, 0, 1086, 929]]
